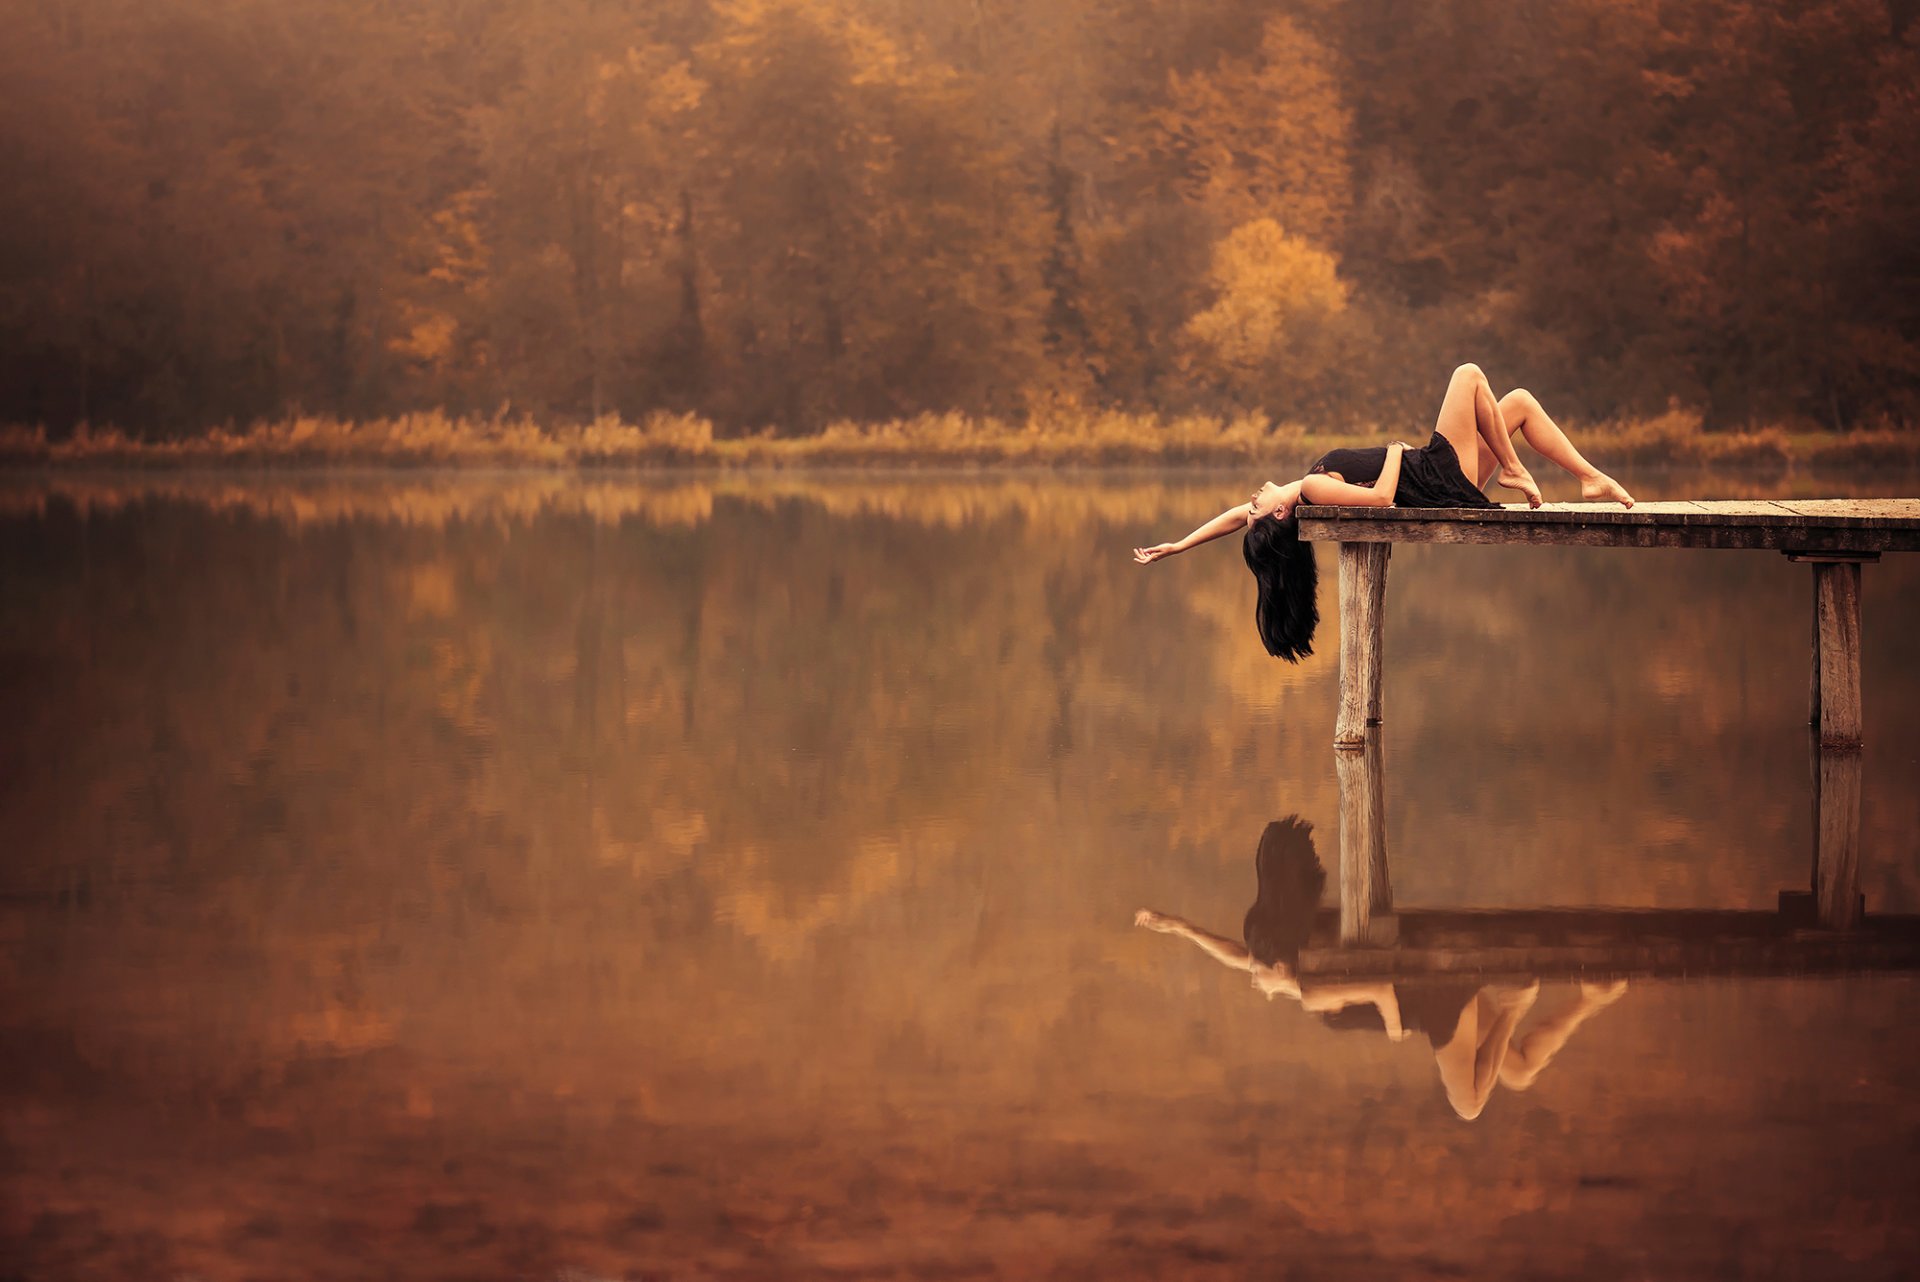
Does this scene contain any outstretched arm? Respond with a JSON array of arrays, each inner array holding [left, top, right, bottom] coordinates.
[[1133, 503, 1252, 564], [1134, 909, 1253, 971]]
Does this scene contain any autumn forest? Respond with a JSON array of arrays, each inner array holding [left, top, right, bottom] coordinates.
[[5, 0, 1919, 443]]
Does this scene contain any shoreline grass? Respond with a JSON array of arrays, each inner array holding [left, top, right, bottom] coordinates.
[[3, 408, 1917, 472]]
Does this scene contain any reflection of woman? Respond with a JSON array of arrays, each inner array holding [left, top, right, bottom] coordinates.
[[1134, 817, 1627, 1120], [1131, 365, 1634, 660]]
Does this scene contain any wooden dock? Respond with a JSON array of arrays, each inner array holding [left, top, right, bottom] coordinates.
[[1296, 499, 1920, 751], [1294, 903, 1920, 982]]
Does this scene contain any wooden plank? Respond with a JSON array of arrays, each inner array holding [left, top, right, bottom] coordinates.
[[1676, 502, 1807, 522], [1302, 500, 1920, 526], [1616, 500, 1797, 519], [1300, 516, 1920, 552], [1292, 908, 1920, 980], [1776, 498, 1920, 521], [1336, 740, 1395, 945], [1333, 543, 1389, 746], [1310, 906, 1829, 943], [1317, 498, 1920, 522], [1814, 561, 1863, 748], [1298, 497, 1920, 552], [1295, 939, 1920, 981]]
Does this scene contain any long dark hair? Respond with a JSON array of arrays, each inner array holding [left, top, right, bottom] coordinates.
[[1241, 816, 1326, 970], [1242, 513, 1319, 661]]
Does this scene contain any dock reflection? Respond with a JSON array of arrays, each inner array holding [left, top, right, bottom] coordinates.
[[1811, 744, 1863, 930], [1135, 737, 1920, 1118], [1325, 731, 1895, 959], [1135, 816, 1631, 1119]]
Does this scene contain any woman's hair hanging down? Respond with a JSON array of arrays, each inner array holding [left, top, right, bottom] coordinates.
[[1242, 512, 1319, 661], [1242, 816, 1326, 970]]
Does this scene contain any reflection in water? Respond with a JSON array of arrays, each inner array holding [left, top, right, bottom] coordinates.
[[4, 477, 1920, 1276], [1137, 818, 1629, 1120]]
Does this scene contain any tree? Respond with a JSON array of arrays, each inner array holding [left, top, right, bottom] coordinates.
[[693, 0, 1044, 429], [467, 10, 704, 418], [1180, 218, 1358, 418], [1153, 15, 1353, 248]]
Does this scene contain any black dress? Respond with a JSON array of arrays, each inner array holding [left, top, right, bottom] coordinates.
[[1319, 981, 1480, 1049], [1308, 431, 1496, 509]]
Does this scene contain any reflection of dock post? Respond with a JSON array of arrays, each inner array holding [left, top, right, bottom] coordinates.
[[1787, 551, 1870, 930], [1335, 739, 1396, 945], [1812, 742, 1864, 930], [1334, 543, 1390, 747]]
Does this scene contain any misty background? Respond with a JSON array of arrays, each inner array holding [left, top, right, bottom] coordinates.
[[4, 0, 1917, 439]]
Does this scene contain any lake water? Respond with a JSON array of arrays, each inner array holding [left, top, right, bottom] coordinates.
[[3, 469, 1918, 1279]]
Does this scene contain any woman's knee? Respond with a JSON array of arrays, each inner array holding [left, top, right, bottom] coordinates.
[[1447, 1085, 1492, 1121], [1500, 387, 1538, 417], [1450, 362, 1486, 389], [1498, 1059, 1542, 1091]]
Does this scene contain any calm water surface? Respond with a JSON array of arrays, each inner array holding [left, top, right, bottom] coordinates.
[[3, 470, 1918, 1279]]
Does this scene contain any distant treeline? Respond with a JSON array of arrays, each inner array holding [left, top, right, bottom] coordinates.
[[5, 0, 1918, 439], [13, 408, 1920, 472]]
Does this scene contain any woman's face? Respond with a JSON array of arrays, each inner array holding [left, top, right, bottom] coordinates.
[[1248, 481, 1290, 522]]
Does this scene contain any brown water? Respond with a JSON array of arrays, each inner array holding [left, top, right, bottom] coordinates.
[[3, 470, 1919, 1280]]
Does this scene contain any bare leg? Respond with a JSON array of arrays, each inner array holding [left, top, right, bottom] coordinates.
[[1499, 979, 1628, 1090], [1474, 380, 1543, 507], [1428, 1005, 1484, 1116], [1481, 389, 1634, 507], [1431, 363, 1489, 482], [1430, 981, 1539, 1120], [1432, 364, 1541, 508]]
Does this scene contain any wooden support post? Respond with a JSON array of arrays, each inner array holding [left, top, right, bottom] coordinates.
[[1335, 739, 1396, 946], [1334, 542, 1390, 747], [1809, 567, 1821, 730], [1807, 558, 1864, 749], [1812, 742, 1864, 930]]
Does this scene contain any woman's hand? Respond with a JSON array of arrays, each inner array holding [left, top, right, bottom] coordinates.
[[1134, 909, 1178, 931], [1132, 543, 1179, 564]]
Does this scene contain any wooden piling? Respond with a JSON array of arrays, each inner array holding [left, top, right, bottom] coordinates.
[[1333, 542, 1389, 747], [1335, 739, 1396, 946], [1813, 744, 1864, 930]]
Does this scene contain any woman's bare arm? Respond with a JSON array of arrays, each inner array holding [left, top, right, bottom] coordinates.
[[1134, 910, 1253, 970], [1298, 981, 1409, 1039], [1133, 503, 1252, 563], [1373, 441, 1406, 503], [1299, 442, 1406, 509]]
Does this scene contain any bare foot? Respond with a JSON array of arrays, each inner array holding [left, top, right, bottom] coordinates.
[[1488, 979, 1542, 1012], [1497, 465, 1544, 508], [1579, 471, 1634, 508], [1579, 977, 1629, 1006]]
